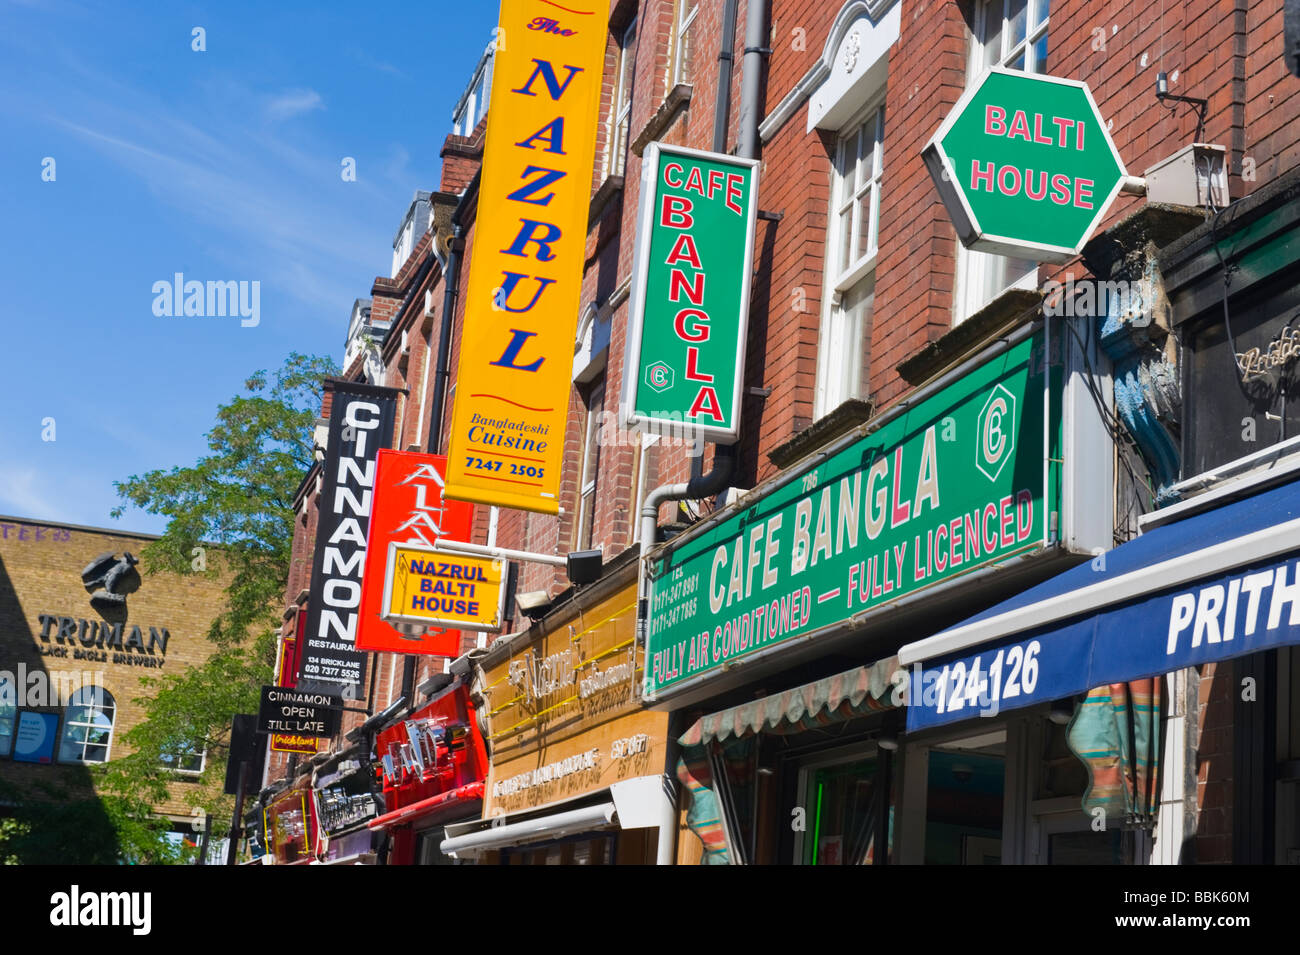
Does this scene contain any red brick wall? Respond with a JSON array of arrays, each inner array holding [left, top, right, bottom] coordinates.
[[269, 2, 1300, 839], [1194, 663, 1234, 863]]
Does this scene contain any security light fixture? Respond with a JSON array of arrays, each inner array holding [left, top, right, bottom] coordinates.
[[516, 590, 552, 621], [566, 548, 604, 585]]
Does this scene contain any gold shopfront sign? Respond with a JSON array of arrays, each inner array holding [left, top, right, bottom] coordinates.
[[478, 578, 667, 816]]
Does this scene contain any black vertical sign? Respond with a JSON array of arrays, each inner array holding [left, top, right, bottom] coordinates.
[[296, 379, 399, 697]]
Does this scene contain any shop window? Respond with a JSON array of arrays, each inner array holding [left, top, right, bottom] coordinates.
[[1027, 716, 1145, 864], [814, 103, 884, 419], [57, 686, 116, 764], [794, 751, 888, 865], [500, 832, 615, 865], [923, 730, 1006, 864], [671, 0, 699, 87], [954, 0, 1050, 323], [605, 18, 638, 180]]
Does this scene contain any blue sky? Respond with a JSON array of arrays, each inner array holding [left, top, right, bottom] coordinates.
[[0, 0, 499, 533]]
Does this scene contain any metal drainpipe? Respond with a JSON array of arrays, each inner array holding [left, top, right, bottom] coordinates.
[[643, 0, 770, 866], [640, 0, 768, 570], [428, 168, 482, 458], [400, 168, 482, 706], [689, 0, 743, 486]]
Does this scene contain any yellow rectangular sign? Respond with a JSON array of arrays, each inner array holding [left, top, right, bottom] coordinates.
[[270, 734, 321, 755], [443, 0, 607, 514], [381, 543, 507, 632]]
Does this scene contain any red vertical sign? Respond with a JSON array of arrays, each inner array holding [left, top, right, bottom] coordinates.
[[357, 450, 475, 656], [276, 608, 302, 689]]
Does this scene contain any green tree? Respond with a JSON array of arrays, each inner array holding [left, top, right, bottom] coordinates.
[[79, 352, 339, 862]]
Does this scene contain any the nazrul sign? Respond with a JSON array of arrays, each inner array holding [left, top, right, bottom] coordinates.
[[443, 0, 607, 514], [923, 68, 1127, 262], [623, 142, 760, 444], [644, 333, 1059, 700]]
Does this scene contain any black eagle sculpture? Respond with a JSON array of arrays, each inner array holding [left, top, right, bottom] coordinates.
[[81, 551, 140, 611]]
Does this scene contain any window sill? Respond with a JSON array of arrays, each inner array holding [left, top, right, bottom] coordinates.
[[768, 397, 875, 470], [630, 84, 693, 158], [896, 287, 1042, 388]]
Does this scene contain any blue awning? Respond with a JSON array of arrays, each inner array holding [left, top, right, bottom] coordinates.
[[900, 476, 1300, 731]]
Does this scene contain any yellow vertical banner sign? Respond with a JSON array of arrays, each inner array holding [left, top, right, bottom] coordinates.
[[443, 1, 607, 514]]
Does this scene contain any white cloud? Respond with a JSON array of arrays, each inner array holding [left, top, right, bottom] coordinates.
[[0, 467, 61, 520], [265, 88, 324, 121]]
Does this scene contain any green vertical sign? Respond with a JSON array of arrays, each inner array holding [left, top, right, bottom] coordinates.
[[644, 331, 1063, 699], [622, 143, 760, 444]]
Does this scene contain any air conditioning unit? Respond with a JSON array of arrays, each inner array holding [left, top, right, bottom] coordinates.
[[1144, 144, 1229, 209]]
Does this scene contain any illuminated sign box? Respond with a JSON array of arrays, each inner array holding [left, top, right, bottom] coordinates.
[[381, 543, 506, 633]]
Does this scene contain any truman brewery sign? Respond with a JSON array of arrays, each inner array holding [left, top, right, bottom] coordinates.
[[644, 333, 1057, 699], [923, 67, 1127, 263]]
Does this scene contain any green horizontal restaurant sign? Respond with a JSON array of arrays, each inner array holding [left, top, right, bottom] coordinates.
[[644, 331, 1062, 699]]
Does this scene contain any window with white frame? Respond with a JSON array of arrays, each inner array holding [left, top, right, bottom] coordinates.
[[671, 0, 699, 87], [954, 0, 1051, 323], [814, 102, 885, 419], [577, 381, 605, 550], [606, 19, 638, 179], [160, 740, 207, 776], [58, 686, 116, 764], [452, 49, 494, 137]]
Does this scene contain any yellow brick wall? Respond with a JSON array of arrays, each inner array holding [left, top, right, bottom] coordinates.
[[0, 516, 232, 820]]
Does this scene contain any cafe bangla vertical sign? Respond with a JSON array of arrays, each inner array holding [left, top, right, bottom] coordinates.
[[644, 332, 1062, 699], [922, 68, 1127, 263], [297, 379, 399, 698], [443, 1, 607, 514], [622, 143, 760, 443]]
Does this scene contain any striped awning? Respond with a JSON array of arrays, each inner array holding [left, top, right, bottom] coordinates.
[[679, 656, 900, 747]]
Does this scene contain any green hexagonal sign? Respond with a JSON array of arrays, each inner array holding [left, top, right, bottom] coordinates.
[[923, 68, 1128, 263]]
